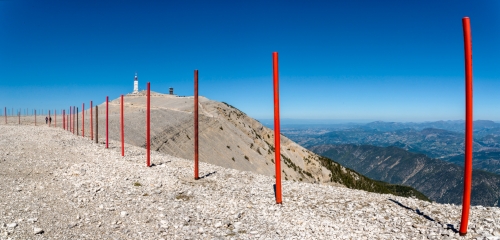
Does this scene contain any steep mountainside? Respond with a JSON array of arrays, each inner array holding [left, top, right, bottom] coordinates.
[[81, 92, 427, 200], [284, 122, 500, 175], [442, 151, 500, 175], [310, 144, 500, 207]]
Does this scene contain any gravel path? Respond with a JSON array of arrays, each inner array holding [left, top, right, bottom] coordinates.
[[1, 125, 499, 239]]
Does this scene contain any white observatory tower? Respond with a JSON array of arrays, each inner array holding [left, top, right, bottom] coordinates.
[[133, 73, 138, 94]]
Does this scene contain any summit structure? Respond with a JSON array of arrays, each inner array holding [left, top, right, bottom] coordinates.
[[133, 73, 138, 94]]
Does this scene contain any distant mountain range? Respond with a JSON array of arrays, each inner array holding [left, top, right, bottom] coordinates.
[[310, 144, 500, 207], [283, 120, 500, 175]]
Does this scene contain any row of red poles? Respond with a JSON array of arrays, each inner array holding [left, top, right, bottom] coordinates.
[[0, 17, 474, 235]]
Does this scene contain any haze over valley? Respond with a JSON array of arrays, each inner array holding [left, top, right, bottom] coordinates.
[[275, 120, 500, 206]]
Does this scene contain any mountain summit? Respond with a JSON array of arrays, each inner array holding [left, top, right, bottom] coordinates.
[[90, 92, 426, 199]]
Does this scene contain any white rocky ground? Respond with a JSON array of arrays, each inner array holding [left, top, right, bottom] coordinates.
[[1, 124, 500, 240]]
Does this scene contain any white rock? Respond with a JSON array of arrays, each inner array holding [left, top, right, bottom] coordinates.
[[34, 227, 43, 234], [120, 211, 128, 217], [6, 223, 17, 228]]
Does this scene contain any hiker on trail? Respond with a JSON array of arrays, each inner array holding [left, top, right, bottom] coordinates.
[[49, 117, 52, 124], [45, 116, 48, 124]]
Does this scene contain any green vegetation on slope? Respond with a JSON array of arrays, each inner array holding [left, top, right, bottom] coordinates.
[[311, 144, 500, 206], [316, 155, 430, 201]]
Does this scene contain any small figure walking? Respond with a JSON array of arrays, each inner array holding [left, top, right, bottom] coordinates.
[[45, 116, 48, 124], [49, 117, 52, 125]]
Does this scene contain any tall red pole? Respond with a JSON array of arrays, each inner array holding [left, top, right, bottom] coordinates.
[[73, 106, 76, 134], [67, 108, 69, 130], [460, 17, 473, 236], [121, 95, 124, 157], [273, 52, 282, 204], [95, 106, 98, 144], [194, 70, 199, 180], [82, 103, 84, 137], [106, 96, 109, 149], [90, 101, 93, 140], [146, 83, 151, 167]]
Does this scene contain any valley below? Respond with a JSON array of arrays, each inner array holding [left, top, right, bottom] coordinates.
[[281, 120, 500, 207]]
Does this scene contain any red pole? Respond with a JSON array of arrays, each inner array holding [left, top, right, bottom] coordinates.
[[106, 96, 109, 149], [73, 106, 76, 134], [460, 16, 473, 236], [121, 95, 124, 157], [82, 103, 84, 137], [146, 83, 151, 167], [194, 70, 199, 180], [273, 52, 282, 204], [90, 101, 93, 140]]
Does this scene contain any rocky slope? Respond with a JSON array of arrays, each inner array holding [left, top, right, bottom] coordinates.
[[1, 125, 500, 239], [80, 92, 425, 198], [310, 144, 500, 207]]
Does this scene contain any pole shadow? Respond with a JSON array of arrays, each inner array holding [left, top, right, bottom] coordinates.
[[199, 171, 217, 179], [273, 184, 276, 200], [388, 199, 458, 233], [150, 161, 172, 167]]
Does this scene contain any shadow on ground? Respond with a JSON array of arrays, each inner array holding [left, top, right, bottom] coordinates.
[[389, 198, 458, 233]]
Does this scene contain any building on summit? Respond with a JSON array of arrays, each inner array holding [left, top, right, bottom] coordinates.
[[133, 73, 139, 94]]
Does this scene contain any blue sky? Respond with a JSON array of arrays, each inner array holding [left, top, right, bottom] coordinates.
[[1, 0, 499, 122]]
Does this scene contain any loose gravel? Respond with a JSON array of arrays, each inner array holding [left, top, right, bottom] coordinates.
[[1, 125, 499, 239]]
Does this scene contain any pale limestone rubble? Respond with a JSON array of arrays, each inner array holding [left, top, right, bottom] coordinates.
[[0, 125, 499, 239]]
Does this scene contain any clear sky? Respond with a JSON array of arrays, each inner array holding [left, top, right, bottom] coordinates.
[[1, 0, 499, 122]]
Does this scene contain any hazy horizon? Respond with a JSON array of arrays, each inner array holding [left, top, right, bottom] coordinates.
[[258, 118, 500, 125]]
